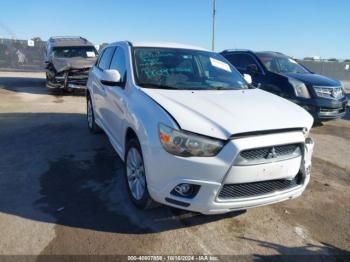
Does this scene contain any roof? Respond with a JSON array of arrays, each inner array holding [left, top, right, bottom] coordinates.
[[255, 51, 287, 57], [110, 41, 209, 51], [48, 36, 94, 47], [221, 49, 287, 57]]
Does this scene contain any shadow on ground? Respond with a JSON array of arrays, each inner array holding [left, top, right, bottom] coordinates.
[[240, 237, 350, 260], [0, 76, 85, 96], [0, 112, 244, 235]]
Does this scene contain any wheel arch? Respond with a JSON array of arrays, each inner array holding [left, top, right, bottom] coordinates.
[[123, 127, 141, 160], [125, 127, 138, 148]]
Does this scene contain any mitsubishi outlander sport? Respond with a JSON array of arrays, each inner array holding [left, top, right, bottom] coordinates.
[[86, 41, 314, 214]]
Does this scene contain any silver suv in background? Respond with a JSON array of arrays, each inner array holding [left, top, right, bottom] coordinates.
[[45, 36, 98, 91]]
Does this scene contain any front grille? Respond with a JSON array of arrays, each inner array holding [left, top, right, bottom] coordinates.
[[69, 68, 90, 76], [314, 86, 344, 99], [67, 68, 90, 85], [218, 176, 300, 199], [236, 144, 301, 165]]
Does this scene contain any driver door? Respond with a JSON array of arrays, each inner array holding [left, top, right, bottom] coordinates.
[[103, 47, 128, 152], [92, 46, 115, 131]]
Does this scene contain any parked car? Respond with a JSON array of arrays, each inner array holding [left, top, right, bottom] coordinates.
[[221, 50, 348, 122], [45, 36, 98, 91], [86, 41, 314, 214]]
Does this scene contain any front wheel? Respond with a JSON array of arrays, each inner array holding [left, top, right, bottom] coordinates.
[[125, 138, 155, 209], [86, 94, 101, 133], [45, 72, 52, 87]]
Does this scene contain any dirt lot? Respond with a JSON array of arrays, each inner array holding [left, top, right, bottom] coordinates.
[[0, 72, 349, 259]]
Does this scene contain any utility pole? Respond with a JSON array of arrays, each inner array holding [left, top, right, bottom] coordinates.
[[211, 0, 216, 51]]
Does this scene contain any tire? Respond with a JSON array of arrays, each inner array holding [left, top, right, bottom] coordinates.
[[45, 72, 52, 87], [125, 138, 155, 209], [86, 94, 101, 134]]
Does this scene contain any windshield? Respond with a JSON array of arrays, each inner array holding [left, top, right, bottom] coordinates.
[[133, 47, 249, 90], [257, 53, 310, 74], [52, 46, 98, 59]]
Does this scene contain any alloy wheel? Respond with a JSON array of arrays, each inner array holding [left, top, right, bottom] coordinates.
[[126, 147, 146, 200]]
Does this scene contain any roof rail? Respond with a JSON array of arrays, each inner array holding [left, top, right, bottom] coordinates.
[[221, 49, 252, 53], [49, 36, 88, 42]]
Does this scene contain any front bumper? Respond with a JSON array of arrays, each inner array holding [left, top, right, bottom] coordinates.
[[295, 96, 348, 120], [47, 69, 90, 89], [145, 131, 314, 214]]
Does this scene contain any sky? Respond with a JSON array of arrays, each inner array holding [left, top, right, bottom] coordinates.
[[0, 0, 349, 59]]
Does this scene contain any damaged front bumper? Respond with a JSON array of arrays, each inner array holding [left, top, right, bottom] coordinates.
[[147, 130, 315, 214], [46, 68, 90, 89]]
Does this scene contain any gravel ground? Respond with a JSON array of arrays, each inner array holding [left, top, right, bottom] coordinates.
[[343, 81, 350, 92], [0, 72, 349, 260]]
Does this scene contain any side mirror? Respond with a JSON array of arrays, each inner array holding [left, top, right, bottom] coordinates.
[[100, 69, 121, 86], [243, 74, 252, 84], [246, 64, 259, 74]]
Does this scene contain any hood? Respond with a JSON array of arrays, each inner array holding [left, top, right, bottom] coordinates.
[[142, 88, 313, 140], [283, 73, 341, 87], [52, 57, 96, 73]]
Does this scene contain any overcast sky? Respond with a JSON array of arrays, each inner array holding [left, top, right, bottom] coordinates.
[[0, 0, 349, 59]]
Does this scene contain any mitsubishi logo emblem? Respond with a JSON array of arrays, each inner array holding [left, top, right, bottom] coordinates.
[[266, 147, 278, 159]]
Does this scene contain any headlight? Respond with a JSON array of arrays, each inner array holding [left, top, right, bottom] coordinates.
[[289, 78, 311, 98], [314, 86, 332, 98], [159, 124, 224, 157]]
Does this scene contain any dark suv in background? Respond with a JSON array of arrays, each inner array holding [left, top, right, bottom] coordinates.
[[221, 50, 348, 122]]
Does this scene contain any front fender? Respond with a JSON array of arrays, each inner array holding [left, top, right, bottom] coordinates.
[[121, 88, 178, 162]]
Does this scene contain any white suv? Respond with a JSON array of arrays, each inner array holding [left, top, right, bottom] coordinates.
[[86, 41, 314, 214]]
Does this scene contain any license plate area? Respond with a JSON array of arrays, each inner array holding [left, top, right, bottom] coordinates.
[[224, 156, 302, 184]]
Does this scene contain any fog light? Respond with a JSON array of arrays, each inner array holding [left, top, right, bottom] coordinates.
[[171, 183, 200, 198], [175, 184, 191, 195]]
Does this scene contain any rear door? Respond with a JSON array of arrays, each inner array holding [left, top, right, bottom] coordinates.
[[223, 53, 241, 71], [227, 53, 281, 94], [236, 54, 265, 87], [224, 53, 262, 86]]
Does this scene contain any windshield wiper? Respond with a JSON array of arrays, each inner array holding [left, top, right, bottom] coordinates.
[[212, 86, 231, 90], [138, 83, 179, 90], [212, 86, 246, 90]]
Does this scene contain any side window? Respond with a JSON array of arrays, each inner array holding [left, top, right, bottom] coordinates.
[[239, 54, 259, 70], [97, 47, 115, 70], [109, 47, 127, 84], [225, 54, 240, 67]]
